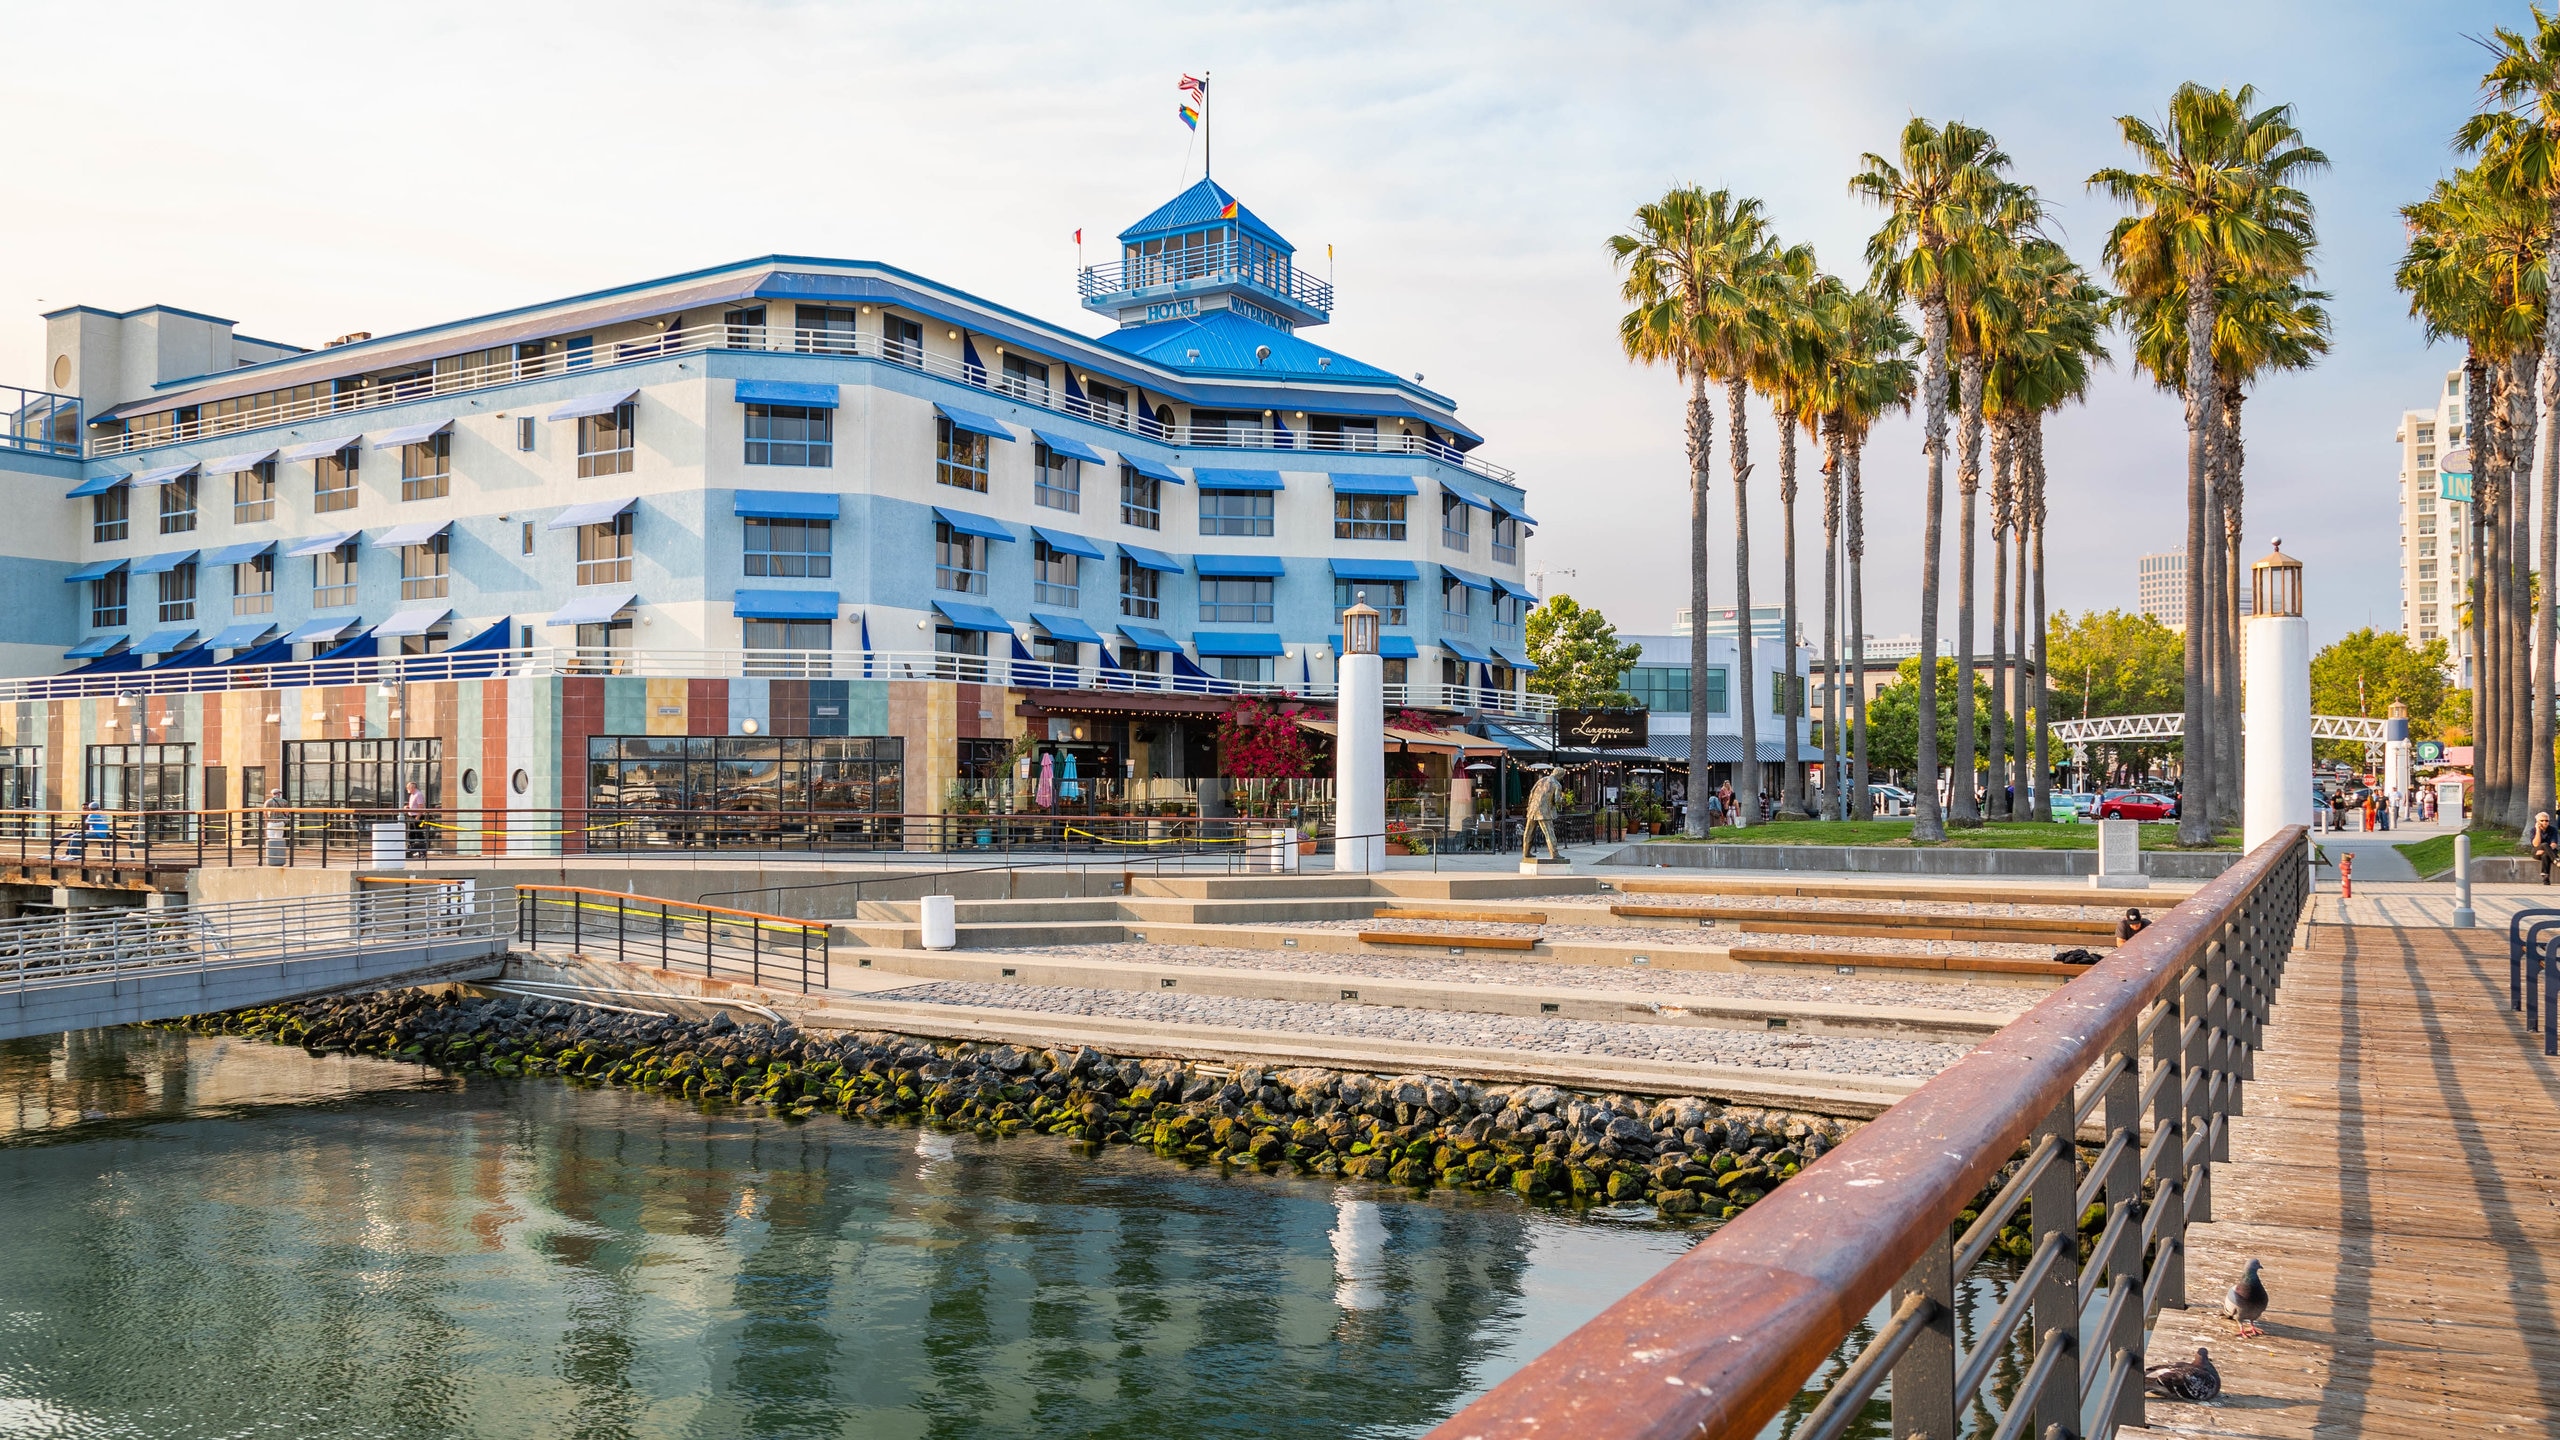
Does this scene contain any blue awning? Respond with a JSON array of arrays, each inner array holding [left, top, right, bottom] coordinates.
[[1119, 543, 1184, 573], [278, 434, 363, 462], [370, 520, 451, 548], [64, 634, 126, 659], [1329, 633, 1421, 658], [1440, 476, 1498, 512], [1441, 636, 1494, 663], [1120, 453, 1186, 485], [931, 600, 1014, 634], [1495, 578, 1539, 604], [1028, 429, 1108, 466], [733, 589, 840, 621], [1193, 631, 1286, 658], [1327, 473, 1418, 496], [200, 448, 277, 474], [131, 548, 199, 575], [64, 558, 126, 583], [546, 496, 636, 530], [934, 403, 1016, 443], [1195, 554, 1285, 577], [932, 506, 1016, 543], [544, 590, 638, 628], [1442, 566, 1495, 592], [1492, 645, 1540, 672], [66, 472, 132, 498], [286, 530, 360, 558], [1494, 497, 1539, 525], [367, 420, 453, 450], [733, 489, 840, 520], [1030, 526, 1106, 559], [1116, 624, 1182, 653], [132, 461, 200, 486], [376, 606, 453, 638], [1329, 558, 1422, 582], [199, 540, 276, 566], [207, 621, 276, 648], [281, 615, 360, 644], [1195, 469, 1283, 492], [135, 626, 198, 654], [1031, 611, 1107, 644], [734, 379, 840, 408], [548, 389, 638, 422]]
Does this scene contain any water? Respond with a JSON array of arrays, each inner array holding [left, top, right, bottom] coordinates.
[[0, 1029, 1699, 1440]]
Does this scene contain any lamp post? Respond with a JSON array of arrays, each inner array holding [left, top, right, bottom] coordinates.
[[1336, 596, 1386, 872], [2243, 539, 2312, 851]]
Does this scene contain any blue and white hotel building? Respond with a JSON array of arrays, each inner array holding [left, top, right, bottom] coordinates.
[[0, 180, 1546, 821]]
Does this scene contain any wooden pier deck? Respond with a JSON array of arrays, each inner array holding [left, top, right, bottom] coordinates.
[[2133, 920, 2560, 1438]]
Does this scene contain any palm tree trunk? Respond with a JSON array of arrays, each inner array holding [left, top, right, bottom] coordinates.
[[2013, 420, 2033, 814], [1850, 436, 1873, 820], [2030, 414, 2052, 821], [2176, 271, 2218, 846], [1952, 353, 1986, 826], [1986, 416, 2012, 822], [1777, 409, 1809, 819], [2216, 383, 2245, 831], [2535, 332, 2559, 831], [1684, 372, 1715, 838], [2469, 349, 2492, 828], [1822, 414, 1844, 822], [1728, 376, 1760, 826], [2512, 349, 2539, 833], [1913, 296, 1951, 843]]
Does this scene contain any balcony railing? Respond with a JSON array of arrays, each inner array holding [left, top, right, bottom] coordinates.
[[3, 383, 81, 457], [87, 323, 1514, 485], [1077, 240, 1336, 315]]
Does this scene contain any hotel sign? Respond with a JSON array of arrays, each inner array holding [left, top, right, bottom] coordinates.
[[1555, 707, 1648, 749]]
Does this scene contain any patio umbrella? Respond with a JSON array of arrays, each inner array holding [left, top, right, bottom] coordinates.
[[1037, 752, 1056, 809], [1061, 750, 1082, 802]]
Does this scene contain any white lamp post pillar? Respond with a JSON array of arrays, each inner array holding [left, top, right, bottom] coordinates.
[[1336, 598, 1386, 872], [2244, 540, 2313, 851]]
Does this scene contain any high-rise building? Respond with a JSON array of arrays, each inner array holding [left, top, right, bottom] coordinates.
[[2397, 368, 2470, 680], [2137, 552, 2184, 628]]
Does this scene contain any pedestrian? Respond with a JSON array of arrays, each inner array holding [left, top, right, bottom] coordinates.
[[2534, 811, 2558, 887], [82, 801, 112, 864], [404, 781, 429, 858], [2116, 907, 2150, 945], [263, 787, 291, 866]]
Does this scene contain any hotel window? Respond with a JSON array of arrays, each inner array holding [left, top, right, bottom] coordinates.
[[1334, 580, 1408, 627], [1704, 665, 1730, 715], [722, 305, 768, 345], [401, 432, 451, 500], [1030, 635, 1079, 667], [402, 534, 450, 600], [1311, 415, 1378, 452], [577, 513, 634, 585], [1085, 381, 1130, 427], [1623, 665, 1690, 714], [1382, 657, 1408, 686], [315, 445, 360, 513], [884, 315, 925, 368], [1441, 575, 1474, 628], [159, 472, 198, 534], [93, 487, 130, 543], [745, 405, 833, 467], [1441, 656, 1472, 690], [1190, 410, 1263, 447], [2418, 514, 2436, 535], [1000, 353, 1051, 405], [233, 554, 275, 615], [798, 305, 859, 355], [2418, 538, 2436, 557], [1119, 645, 1162, 675], [933, 626, 990, 679], [91, 571, 128, 629], [1120, 466, 1162, 529], [313, 542, 358, 609], [2418, 561, 2437, 579], [0, 746, 40, 811], [578, 403, 636, 478], [1441, 491, 1473, 551], [2418, 583, 2437, 602], [1200, 578, 1273, 624], [400, 628, 450, 658], [233, 461, 275, 523], [516, 417, 536, 451], [2417, 492, 2435, 513], [744, 619, 831, 655], [1035, 443, 1081, 512], [1119, 557, 1162, 619], [745, 517, 832, 578], [1492, 513, 1520, 565], [1334, 494, 1407, 541], [1033, 540, 1081, 608], [1200, 490, 1273, 537], [937, 418, 990, 492], [1212, 655, 1276, 685], [575, 615, 634, 669], [2417, 448, 2435, 469], [157, 564, 196, 623], [935, 521, 988, 594]]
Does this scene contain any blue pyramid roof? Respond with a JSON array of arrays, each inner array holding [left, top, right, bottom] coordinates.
[[1096, 309, 1389, 383], [1118, 178, 1295, 253]]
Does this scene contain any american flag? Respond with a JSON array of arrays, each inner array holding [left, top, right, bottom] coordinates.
[[1179, 74, 1206, 101]]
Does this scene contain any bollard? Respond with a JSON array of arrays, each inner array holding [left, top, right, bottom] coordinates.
[[921, 893, 957, 950], [2453, 833, 2476, 929], [2340, 851, 2353, 900]]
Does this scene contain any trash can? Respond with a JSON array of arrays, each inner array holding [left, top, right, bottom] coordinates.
[[264, 819, 288, 867], [921, 893, 957, 950]]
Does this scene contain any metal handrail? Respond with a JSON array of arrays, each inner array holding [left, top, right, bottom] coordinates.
[[0, 882, 508, 993], [1077, 239, 1337, 313], [1427, 825, 2307, 1440], [515, 883, 829, 993]]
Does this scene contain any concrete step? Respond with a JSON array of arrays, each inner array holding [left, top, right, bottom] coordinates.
[[1128, 875, 1387, 899]]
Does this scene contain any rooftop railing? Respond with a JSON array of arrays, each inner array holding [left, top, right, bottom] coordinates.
[[3, 383, 82, 458], [1077, 239, 1336, 314], [88, 323, 1511, 483], [1430, 825, 2308, 1440]]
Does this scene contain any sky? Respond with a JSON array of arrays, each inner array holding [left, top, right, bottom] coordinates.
[[0, 0, 2521, 651]]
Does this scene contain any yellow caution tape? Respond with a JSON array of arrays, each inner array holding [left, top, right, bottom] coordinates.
[[1060, 825, 1254, 847]]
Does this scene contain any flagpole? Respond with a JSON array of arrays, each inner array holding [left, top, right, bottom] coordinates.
[[1204, 71, 1212, 178]]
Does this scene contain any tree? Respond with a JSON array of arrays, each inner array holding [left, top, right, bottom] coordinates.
[[2046, 609, 2184, 785], [2311, 628, 2453, 764], [1525, 595, 1643, 707], [1218, 696, 1318, 779], [1864, 657, 1994, 781], [1755, 244, 1824, 817]]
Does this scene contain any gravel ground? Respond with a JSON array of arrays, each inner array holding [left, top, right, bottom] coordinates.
[[1277, 916, 2066, 960], [866, 979, 1974, 1077], [975, 941, 2040, 1014], [1557, 893, 2116, 920]]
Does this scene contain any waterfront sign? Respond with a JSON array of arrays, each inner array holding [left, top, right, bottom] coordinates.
[[1556, 708, 1648, 748]]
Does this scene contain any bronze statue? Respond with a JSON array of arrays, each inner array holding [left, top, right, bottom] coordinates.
[[1521, 770, 1562, 861]]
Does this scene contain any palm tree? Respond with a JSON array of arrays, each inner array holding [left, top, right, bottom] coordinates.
[[1757, 245, 1824, 819], [1837, 290, 1920, 818], [1942, 195, 2036, 825], [1854, 118, 2013, 842], [2092, 83, 2325, 846], [1612, 188, 1779, 834]]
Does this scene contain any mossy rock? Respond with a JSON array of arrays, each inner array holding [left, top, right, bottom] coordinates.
[[1606, 1171, 1642, 1202], [1657, 1189, 1703, 1217]]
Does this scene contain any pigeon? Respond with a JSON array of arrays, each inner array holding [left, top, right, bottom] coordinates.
[[2144, 1347, 2221, 1402], [2224, 1257, 2269, 1337]]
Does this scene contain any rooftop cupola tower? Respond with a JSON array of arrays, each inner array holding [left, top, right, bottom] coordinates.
[[1079, 179, 1332, 333]]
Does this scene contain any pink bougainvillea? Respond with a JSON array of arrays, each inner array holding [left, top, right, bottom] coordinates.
[[1217, 695, 1318, 779]]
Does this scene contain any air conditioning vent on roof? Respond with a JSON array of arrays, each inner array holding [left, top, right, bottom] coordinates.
[[324, 331, 372, 349]]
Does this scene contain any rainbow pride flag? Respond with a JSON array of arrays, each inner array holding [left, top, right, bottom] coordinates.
[[1178, 104, 1199, 130]]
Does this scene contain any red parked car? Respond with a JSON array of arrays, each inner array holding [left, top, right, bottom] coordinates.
[[2096, 789, 2179, 821]]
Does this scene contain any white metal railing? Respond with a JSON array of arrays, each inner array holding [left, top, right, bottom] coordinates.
[[1, 643, 1557, 718], [1077, 239, 1336, 313], [0, 884, 507, 993], [90, 323, 1514, 484], [2047, 713, 2391, 745]]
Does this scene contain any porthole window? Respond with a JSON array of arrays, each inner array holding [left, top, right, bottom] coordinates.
[[51, 355, 70, 388], [510, 768, 530, 795], [461, 768, 478, 795]]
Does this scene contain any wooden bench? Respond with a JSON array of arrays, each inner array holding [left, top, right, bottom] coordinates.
[[1610, 903, 2114, 945], [1358, 931, 1539, 951], [1373, 907, 1550, 924], [1610, 877, 2156, 907], [1727, 946, 2089, 978]]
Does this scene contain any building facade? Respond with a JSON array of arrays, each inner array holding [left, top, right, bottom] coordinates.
[[2396, 368, 2471, 680], [2136, 552, 2183, 629]]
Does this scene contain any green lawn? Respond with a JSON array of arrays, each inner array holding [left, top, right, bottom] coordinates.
[[1648, 819, 2241, 851], [2394, 827, 2523, 879]]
